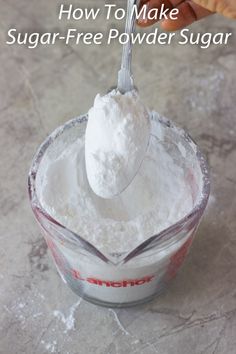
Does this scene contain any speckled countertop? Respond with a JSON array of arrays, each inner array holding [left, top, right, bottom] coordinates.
[[0, 1, 236, 353]]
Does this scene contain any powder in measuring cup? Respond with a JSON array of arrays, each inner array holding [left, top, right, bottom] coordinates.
[[36, 118, 202, 256]]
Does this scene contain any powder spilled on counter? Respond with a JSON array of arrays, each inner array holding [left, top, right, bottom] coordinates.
[[53, 299, 82, 333]]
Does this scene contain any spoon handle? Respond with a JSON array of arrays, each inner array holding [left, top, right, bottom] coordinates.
[[118, 0, 140, 94]]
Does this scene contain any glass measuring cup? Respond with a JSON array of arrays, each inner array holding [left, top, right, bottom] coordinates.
[[28, 113, 210, 307]]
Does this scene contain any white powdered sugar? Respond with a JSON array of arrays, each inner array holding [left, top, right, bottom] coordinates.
[[53, 299, 81, 333], [36, 118, 202, 256], [85, 90, 150, 198]]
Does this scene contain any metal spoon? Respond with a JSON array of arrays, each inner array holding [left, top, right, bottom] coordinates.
[[85, 0, 150, 199], [117, 0, 140, 94]]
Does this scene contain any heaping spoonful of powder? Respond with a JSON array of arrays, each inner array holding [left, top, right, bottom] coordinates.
[[85, 0, 150, 199], [85, 90, 150, 199]]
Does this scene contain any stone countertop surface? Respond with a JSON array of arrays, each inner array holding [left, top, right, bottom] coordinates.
[[0, 0, 236, 353]]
